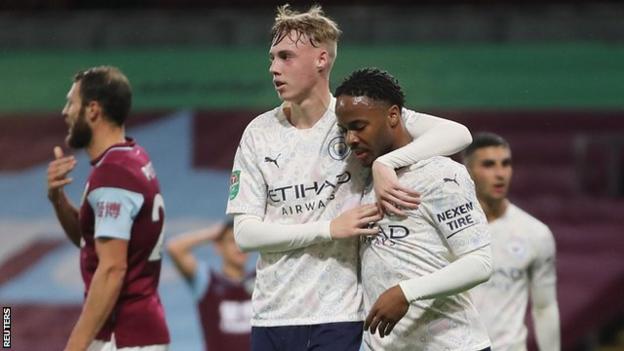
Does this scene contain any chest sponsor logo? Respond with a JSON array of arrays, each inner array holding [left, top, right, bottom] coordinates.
[[363, 224, 410, 247], [435, 202, 477, 238], [484, 267, 526, 290], [268, 172, 351, 216]]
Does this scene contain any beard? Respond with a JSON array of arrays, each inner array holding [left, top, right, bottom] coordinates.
[[66, 107, 93, 149]]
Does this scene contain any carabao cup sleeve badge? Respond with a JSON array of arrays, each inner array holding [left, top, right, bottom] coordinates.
[[229, 170, 241, 200]]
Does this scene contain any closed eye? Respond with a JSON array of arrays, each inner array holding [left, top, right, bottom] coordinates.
[[348, 121, 367, 131]]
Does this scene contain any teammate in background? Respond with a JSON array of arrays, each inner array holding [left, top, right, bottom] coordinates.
[[335, 68, 492, 351], [167, 220, 254, 351], [227, 5, 473, 350], [46, 66, 169, 351], [464, 132, 560, 351]]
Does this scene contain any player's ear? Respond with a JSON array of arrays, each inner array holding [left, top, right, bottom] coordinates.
[[316, 50, 329, 72], [387, 105, 401, 128], [85, 100, 101, 123]]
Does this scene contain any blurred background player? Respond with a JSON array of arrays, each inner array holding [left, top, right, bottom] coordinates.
[[46, 66, 170, 351], [167, 220, 254, 351], [464, 132, 560, 351], [227, 5, 473, 351], [335, 68, 492, 351]]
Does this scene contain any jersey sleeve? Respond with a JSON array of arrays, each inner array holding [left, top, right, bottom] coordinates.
[[190, 261, 211, 301], [530, 226, 557, 287], [226, 125, 267, 218], [375, 109, 472, 168], [87, 187, 144, 240], [418, 166, 490, 257]]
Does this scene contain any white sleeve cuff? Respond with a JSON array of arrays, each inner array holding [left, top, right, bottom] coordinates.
[[233, 215, 332, 253], [399, 245, 492, 302]]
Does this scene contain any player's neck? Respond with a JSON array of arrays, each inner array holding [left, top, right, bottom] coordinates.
[[285, 85, 331, 129], [87, 125, 126, 161], [479, 197, 509, 222], [222, 263, 245, 281], [391, 124, 413, 151]]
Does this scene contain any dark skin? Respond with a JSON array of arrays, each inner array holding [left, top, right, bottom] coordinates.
[[335, 95, 419, 214], [364, 286, 409, 337], [335, 95, 412, 338]]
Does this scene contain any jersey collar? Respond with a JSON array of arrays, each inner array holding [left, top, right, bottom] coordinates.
[[90, 137, 136, 166]]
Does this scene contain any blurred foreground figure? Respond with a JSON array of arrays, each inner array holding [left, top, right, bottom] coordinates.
[[47, 66, 170, 351]]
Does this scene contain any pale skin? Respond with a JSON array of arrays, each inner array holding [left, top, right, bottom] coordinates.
[[167, 223, 248, 282], [330, 204, 382, 239], [466, 145, 560, 350], [47, 81, 129, 351], [268, 30, 420, 218], [465, 146, 512, 222]]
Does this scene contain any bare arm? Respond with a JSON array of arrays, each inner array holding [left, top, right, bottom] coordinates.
[[167, 223, 224, 281], [47, 146, 81, 247], [64, 238, 128, 351]]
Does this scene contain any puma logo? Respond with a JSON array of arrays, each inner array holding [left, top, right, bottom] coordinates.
[[264, 154, 281, 168], [443, 174, 459, 186]]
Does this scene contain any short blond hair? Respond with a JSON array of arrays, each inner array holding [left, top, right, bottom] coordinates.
[[271, 4, 341, 60]]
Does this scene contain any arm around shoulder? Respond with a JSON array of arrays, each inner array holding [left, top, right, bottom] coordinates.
[[376, 112, 472, 169]]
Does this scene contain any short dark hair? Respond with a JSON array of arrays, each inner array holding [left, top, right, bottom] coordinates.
[[216, 218, 235, 241], [334, 68, 405, 109], [74, 66, 132, 126], [462, 132, 510, 160]]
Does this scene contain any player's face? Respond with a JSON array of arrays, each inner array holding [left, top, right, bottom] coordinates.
[[218, 228, 248, 268], [62, 82, 93, 149], [467, 146, 513, 202], [269, 30, 322, 103], [336, 95, 394, 167]]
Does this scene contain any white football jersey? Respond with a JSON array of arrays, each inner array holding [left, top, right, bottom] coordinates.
[[361, 157, 491, 351], [470, 203, 557, 351], [226, 98, 368, 326]]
